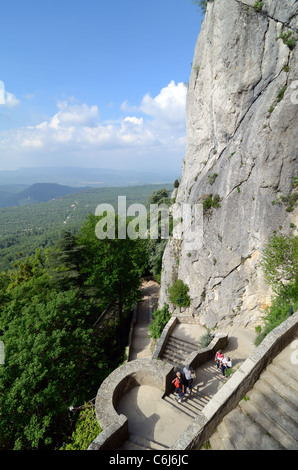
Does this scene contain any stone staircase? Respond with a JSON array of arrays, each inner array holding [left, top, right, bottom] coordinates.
[[209, 341, 298, 450], [163, 385, 211, 420], [119, 434, 170, 451], [160, 335, 198, 367]]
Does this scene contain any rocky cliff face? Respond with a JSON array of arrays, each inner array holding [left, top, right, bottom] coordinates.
[[159, 0, 298, 328]]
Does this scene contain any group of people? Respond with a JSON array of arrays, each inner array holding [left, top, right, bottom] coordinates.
[[215, 349, 232, 377], [171, 366, 195, 403], [172, 351, 233, 403]]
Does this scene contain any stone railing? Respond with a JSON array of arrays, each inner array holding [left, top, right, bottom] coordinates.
[[152, 316, 178, 360], [88, 358, 173, 450], [152, 315, 228, 369], [171, 311, 298, 450], [125, 304, 138, 363]]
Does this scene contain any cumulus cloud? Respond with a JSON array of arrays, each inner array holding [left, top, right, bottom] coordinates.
[[0, 81, 187, 169], [140, 80, 187, 124], [0, 81, 20, 108]]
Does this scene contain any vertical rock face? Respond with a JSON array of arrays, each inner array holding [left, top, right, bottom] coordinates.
[[159, 0, 298, 328]]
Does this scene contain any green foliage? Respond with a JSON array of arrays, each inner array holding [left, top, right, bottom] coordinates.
[[148, 304, 171, 339], [253, 1, 263, 12], [168, 279, 191, 307], [147, 238, 168, 283], [198, 330, 213, 348], [268, 84, 289, 115], [202, 194, 221, 213], [255, 234, 298, 345], [278, 30, 296, 50], [0, 184, 172, 273], [192, 0, 214, 15], [60, 407, 101, 450], [224, 367, 235, 378], [145, 188, 174, 282], [0, 211, 147, 449], [201, 440, 211, 450], [207, 173, 218, 185], [277, 86, 287, 102], [78, 213, 148, 328], [272, 192, 298, 212], [261, 234, 298, 294], [255, 294, 298, 346], [174, 179, 180, 189], [192, 0, 207, 14]]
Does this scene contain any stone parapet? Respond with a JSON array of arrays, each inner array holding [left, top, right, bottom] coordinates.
[[88, 358, 173, 450], [172, 311, 298, 450], [152, 316, 178, 360]]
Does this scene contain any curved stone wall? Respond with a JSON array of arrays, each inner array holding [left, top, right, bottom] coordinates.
[[88, 358, 173, 450]]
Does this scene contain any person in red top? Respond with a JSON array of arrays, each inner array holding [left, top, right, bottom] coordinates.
[[215, 349, 224, 369], [172, 371, 185, 403]]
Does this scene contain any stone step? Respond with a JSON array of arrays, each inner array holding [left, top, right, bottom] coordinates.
[[163, 393, 200, 420], [208, 430, 226, 450], [215, 421, 236, 450], [163, 343, 193, 358], [128, 433, 169, 450], [216, 406, 283, 450], [120, 440, 148, 451], [163, 385, 211, 420], [240, 390, 298, 450], [270, 359, 298, 387], [260, 368, 298, 408], [209, 340, 298, 450], [253, 379, 298, 423], [160, 336, 198, 367], [167, 335, 198, 353], [161, 349, 188, 367]]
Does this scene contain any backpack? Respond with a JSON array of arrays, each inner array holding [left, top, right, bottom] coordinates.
[[174, 378, 180, 388]]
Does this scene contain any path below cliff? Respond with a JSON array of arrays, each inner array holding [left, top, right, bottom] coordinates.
[[128, 279, 159, 361]]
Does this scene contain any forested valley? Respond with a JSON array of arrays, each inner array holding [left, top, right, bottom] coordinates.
[[0, 187, 173, 450]]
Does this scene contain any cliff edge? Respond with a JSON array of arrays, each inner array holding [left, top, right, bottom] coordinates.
[[159, 0, 298, 328]]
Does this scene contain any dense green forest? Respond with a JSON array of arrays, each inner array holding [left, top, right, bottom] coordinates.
[[0, 185, 174, 450], [0, 184, 172, 273]]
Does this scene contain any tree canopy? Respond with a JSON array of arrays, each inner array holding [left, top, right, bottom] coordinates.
[[0, 214, 148, 449]]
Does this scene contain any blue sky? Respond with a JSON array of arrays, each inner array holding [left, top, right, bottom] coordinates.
[[0, 0, 203, 174]]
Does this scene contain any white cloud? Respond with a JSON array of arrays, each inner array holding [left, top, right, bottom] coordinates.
[[0, 81, 187, 170], [5, 92, 20, 108], [140, 80, 187, 124], [0, 81, 20, 108]]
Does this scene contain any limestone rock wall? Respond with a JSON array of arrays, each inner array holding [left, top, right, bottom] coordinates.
[[159, 0, 298, 328]]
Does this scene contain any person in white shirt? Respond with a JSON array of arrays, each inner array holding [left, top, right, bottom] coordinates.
[[221, 356, 232, 377], [182, 366, 195, 393]]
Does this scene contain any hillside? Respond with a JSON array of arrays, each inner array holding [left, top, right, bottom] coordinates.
[[0, 183, 173, 272], [0, 183, 86, 207]]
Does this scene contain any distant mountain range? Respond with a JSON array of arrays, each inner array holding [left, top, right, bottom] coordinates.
[[0, 167, 177, 188], [0, 183, 87, 208]]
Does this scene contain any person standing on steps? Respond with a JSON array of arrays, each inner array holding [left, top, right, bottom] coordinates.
[[215, 349, 224, 369], [172, 371, 185, 403], [221, 356, 232, 377], [182, 365, 195, 394]]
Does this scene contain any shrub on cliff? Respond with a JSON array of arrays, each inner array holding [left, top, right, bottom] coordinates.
[[255, 234, 298, 345], [168, 279, 191, 308], [148, 304, 171, 339]]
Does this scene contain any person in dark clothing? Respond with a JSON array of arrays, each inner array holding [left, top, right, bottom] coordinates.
[[172, 371, 185, 403]]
